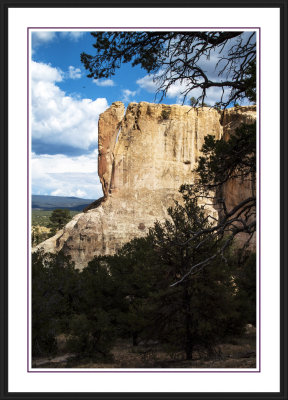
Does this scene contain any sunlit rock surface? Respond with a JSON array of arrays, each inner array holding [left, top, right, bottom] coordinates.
[[35, 102, 256, 269]]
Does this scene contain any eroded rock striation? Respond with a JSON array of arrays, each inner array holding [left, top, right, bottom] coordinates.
[[35, 102, 256, 269]]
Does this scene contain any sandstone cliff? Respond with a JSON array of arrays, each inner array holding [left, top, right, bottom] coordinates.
[[35, 102, 256, 269]]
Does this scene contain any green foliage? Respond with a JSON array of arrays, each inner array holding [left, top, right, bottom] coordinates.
[[67, 256, 127, 358], [67, 311, 114, 360], [32, 196, 256, 362], [31, 210, 79, 245], [190, 97, 209, 107], [232, 252, 257, 326], [196, 122, 256, 188], [82, 192, 250, 360], [104, 237, 161, 343], [32, 251, 79, 356], [48, 209, 72, 235], [81, 32, 166, 78], [213, 102, 222, 111], [145, 191, 246, 359], [32, 210, 54, 227], [32, 210, 78, 228], [32, 250, 118, 360], [31, 226, 50, 246], [190, 97, 198, 107]]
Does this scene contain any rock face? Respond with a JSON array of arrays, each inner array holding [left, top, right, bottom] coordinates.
[[221, 106, 257, 247], [35, 102, 256, 269]]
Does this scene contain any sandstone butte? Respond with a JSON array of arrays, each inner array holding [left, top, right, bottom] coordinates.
[[34, 102, 256, 270]]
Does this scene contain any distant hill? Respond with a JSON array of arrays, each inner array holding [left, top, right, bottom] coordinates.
[[32, 195, 95, 211]]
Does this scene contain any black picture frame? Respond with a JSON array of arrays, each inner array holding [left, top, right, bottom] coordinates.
[[0, 0, 287, 399]]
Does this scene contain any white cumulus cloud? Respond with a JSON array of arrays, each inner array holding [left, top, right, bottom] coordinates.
[[137, 74, 189, 101], [137, 73, 228, 105], [93, 79, 115, 87], [31, 60, 63, 82], [122, 89, 137, 103], [31, 151, 103, 199], [32, 31, 86, 47], [59, 31, 86, 41], [137, 74, 190, 103], [68, 66, 82, 79], [32, 31, 57, 46], [137, 75, 158, 93], [31, 60, 109, 150]]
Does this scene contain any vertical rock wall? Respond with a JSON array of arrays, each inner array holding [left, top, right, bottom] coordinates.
[[35, 102, 256, 269]]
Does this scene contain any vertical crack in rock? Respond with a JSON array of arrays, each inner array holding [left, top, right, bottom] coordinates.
[[98, 101, 125, 198]]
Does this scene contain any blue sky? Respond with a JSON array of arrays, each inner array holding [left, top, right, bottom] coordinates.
[[31, 30, 253, 200], [31, 30, 194, 200]]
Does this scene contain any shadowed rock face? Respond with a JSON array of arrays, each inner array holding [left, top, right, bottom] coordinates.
[[220, 106, 257, 248], [35, 102, 256, 269]]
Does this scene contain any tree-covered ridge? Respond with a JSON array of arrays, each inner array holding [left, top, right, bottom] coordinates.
[[32, 195, 95, 211]]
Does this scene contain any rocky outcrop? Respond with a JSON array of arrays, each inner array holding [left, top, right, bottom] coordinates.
[[35, 102, 256, 269]]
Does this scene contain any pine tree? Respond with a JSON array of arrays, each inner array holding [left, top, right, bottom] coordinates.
[[146, 190, 246, 360], [48, 209, 71, 236], [32, 250, 79, 356]]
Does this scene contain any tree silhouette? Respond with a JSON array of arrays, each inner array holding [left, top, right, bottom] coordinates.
[[48, 209, 71, 235], [81, 31, 256, 107]]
